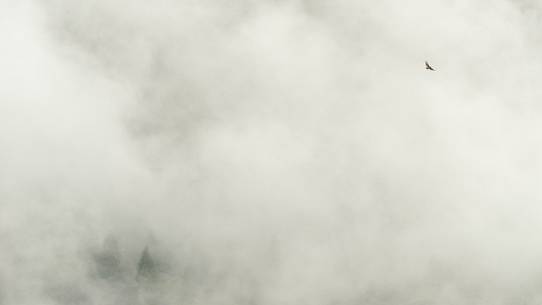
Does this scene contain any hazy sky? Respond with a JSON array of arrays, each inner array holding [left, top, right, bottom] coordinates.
[[3, 0, 542, 304]]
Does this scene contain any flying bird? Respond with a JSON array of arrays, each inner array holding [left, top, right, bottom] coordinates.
[[425, 61, 435, 71]]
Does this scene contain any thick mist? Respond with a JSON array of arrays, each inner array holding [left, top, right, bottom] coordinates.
[[3, 0, 542, 304]]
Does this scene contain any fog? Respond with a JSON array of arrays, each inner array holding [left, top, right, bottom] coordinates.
[[3, 0, 542, 304]]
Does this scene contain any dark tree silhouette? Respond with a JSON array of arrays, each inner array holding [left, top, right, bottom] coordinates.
[[93, 236, 122, 280], [136, 246, 158, 281]]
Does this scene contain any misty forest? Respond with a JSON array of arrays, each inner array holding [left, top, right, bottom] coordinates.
[[3, 0, 542, 304]]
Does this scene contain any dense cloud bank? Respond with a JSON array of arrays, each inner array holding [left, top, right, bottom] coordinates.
[[3, 0, 542, 304]]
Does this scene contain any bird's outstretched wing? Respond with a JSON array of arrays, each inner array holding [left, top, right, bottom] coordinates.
[[425, 61, 435, 71]]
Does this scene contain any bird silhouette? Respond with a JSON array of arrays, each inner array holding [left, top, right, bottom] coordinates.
[[425, 61, 435, 71]]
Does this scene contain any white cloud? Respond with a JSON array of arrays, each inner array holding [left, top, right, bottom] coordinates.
[[4, 0, 542, 304]]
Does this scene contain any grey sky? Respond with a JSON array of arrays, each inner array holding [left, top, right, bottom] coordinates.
[[2, 0, 542, 304]]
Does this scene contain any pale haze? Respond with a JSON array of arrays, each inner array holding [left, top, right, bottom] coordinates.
[[2, 0, 542, 304]]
